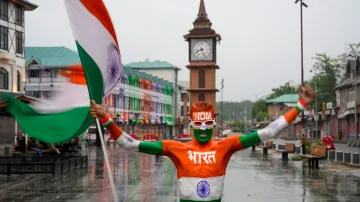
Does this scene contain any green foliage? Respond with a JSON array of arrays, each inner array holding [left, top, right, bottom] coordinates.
[[251, 100, 269, 122], [216, 100, 253, 121], [290, 155, 304, 161], [255, 111, 269, 122], [227, 120, 245, 132], [268, 82, 297, 99], [309, 53, 342, 105]]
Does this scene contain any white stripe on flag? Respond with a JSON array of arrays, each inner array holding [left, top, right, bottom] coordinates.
[[64, 0, 120, 96]]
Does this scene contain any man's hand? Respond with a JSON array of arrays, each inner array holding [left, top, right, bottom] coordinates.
[[298, 84, 316, 105], [90, 100, 107, 120]]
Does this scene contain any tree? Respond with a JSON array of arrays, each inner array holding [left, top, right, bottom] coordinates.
[[216, 101, 253, 121], [268, 82, 297, 99], [310, 53, 343, 104], [251, 100, 269, 122]]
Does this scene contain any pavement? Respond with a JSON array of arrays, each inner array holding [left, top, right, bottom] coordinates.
[[1, 144, 360, 201]]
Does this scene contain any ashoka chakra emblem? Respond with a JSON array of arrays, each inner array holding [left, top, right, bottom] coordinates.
[[196, 180, 210, 198]]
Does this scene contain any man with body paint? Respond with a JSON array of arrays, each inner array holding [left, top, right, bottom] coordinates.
[[90, 85, 316, 202]]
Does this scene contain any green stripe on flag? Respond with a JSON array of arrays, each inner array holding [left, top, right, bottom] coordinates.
[[75, 41, 104, 103], [179, 199, 221, 202], [5, 95, 90, 143], [72, 41, 105, 139]]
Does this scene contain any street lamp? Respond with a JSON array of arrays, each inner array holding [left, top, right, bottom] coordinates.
[[252, 94, 258, 123], [221, 79, 224, 133], [310, 69, 318, 139], [294, 0, 308, 136]]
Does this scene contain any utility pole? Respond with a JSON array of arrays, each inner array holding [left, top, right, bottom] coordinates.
[[252, 94, 258, 123], [310, 69, 318, 139], [295, 0, 308, 150], [244, 107, 247, 133], [221, 79, 224, 133]]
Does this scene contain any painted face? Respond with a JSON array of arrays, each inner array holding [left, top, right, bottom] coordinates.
[[190, 111, 216, 144]]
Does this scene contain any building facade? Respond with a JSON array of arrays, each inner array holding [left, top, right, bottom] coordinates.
[[125, 60, 182, 137], [0, 0, 37, 94], [335, 59, 360, 139], [0, 0, 37, 148], [25, 46, 177, 140]]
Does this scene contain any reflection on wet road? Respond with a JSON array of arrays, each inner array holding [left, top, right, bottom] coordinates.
[[1, 145, 360, 202]]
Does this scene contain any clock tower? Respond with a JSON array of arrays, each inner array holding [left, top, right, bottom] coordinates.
[[184, 0, 221, 111]]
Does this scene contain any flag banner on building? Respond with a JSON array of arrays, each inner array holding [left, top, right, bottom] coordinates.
[[3, 0, 123, 143]]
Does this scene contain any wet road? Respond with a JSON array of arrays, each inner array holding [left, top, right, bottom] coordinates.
[[1, 144, 360, 202]]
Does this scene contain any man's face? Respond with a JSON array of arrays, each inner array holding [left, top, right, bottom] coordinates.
[[190, 111, 216, 144], [193, 128, 213, 143]]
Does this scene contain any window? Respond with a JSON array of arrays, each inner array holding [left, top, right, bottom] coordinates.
[[16, 31, 23, 54], [17, 70, 20, 92], [15, 6, 23, 26], [199, 94, 205, 101], [0, 0, 7, 21], [198, 70, 205, 88], [28, 69, 40, 78], [0, 67, 8, 89], [0, 26, 8, 50]]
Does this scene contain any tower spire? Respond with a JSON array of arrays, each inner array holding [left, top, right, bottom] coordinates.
[[197, 0, 208, 20]]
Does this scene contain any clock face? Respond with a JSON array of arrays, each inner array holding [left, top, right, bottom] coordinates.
[[192, 40, 212, 60]]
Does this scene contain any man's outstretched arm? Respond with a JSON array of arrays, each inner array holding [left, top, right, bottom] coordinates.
[[230, 85, 315, 151], [238, 99, 307, 149], [99, 114, 164, 155]]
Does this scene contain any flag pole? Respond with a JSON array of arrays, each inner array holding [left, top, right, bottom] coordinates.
[[95, 118, 118, 202]]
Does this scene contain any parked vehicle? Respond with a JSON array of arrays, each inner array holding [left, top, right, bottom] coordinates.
[[222, 130, 233, 137]]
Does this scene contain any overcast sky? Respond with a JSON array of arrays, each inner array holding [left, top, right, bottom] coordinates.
[[25, 0, 360, 101]]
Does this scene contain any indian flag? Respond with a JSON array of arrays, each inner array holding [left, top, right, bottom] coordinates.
[[4, 0, 123, 143]]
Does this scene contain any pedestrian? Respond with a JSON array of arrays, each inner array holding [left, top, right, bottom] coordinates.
[[90, 85, 316, 201], [338, 131, 343, 141]]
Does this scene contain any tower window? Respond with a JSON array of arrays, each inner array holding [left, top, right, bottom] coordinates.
[[198, 70, 205, 88], [199, 94, 205, 101]]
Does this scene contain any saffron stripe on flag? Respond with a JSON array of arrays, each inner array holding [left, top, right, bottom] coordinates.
[[80, 0, 119, 47]]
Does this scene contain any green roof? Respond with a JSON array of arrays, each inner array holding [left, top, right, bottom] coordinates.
[[158, 78, 164, 85], [125, 61, 179, 69], [131, 69, 139, 77], [169, 82, 174, 89], [145, 74, 152, 81], [124, 65, 132, 76], [265, 94, 299, 103], [25, 46, 81, 67], [152, 76, 158, 83], [139, 72, 146, 80], [163, 80, 169, 87]]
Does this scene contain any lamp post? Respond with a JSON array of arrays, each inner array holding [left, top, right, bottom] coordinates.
[[221, 79, 224, 134], [252, 94, 258, 123], [294, 0, 308, 137], [310, 69, 318, 139]]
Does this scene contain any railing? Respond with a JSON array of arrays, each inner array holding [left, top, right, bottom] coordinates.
[[0, 155, 88, 176]]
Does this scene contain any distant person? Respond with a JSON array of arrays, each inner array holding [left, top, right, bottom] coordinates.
[[28, 138, 42, 157], [338, 131, 343, 141]]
